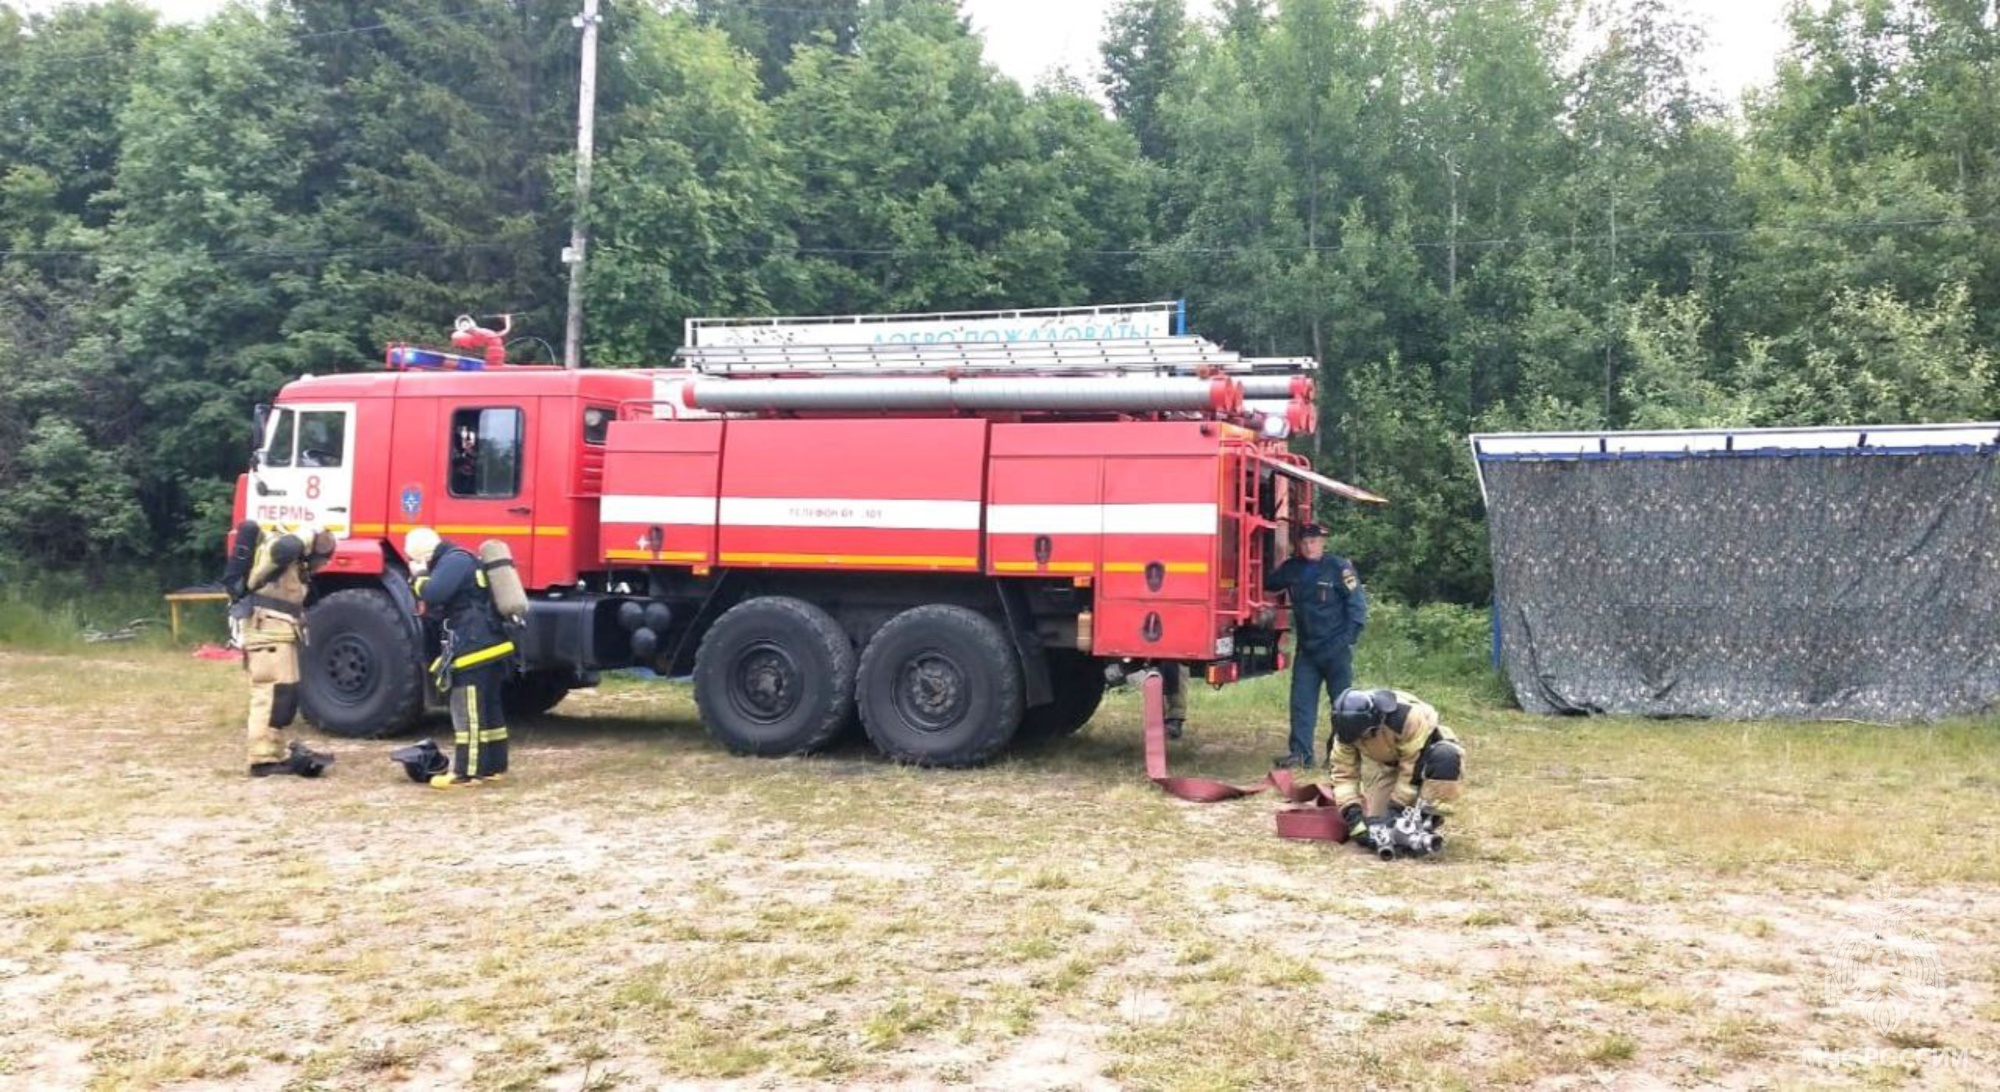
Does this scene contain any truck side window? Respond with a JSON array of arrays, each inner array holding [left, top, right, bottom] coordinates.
[[264, 409, 296, 468], [448, 407, 523, 498], [582, 406, 612, 446], [296, 411, 346, 468]]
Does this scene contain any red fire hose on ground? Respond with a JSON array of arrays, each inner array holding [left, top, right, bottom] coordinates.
[[1137, 671, 1352, 842]]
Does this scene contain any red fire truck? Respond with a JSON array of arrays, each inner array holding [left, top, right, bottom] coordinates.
[[231, 302, 1379, 766]]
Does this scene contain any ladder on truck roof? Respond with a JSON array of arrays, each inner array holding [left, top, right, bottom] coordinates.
[[686, 300, 1185, 345], [674, 336, 1316, 378]]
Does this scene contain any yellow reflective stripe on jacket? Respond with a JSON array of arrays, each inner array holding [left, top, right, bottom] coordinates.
[[451, 641, 516, 669]]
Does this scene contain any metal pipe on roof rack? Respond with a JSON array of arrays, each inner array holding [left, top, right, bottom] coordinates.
[[1238, 375, 1315, 400], [682, 376, 1243, 414]]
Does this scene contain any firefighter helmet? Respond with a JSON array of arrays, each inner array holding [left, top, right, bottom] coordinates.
[[404, 527, 441, 570], [390, 739, 449, 783], [1331, 688, 1384, 745]]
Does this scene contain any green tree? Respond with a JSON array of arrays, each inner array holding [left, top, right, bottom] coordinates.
[[584, 9, 797, 360], [1100, 0, 1188, 160], [1753, 282, 1998, 425], [97, 9, 328, 560], [772, 0, 1146, 313], [1617, 288, 1755, 429], [0, 1, 157, 225], [281, 0, 596, 358], [0, 418, 149, 575], [694, 0, 862, 94]]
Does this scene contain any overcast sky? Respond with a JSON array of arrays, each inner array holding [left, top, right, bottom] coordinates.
[[26, 0, 1798, 103]]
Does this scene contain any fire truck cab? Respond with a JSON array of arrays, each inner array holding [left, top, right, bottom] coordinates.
[[234, 303, 1376, 767]]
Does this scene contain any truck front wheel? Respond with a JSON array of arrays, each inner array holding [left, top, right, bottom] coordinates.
[[301, 587, 426, 738], [857, 605, 1022, 767], [694, 596, 856, 756]]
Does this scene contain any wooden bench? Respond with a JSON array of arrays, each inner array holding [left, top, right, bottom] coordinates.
[[164, 589, 231, 641]]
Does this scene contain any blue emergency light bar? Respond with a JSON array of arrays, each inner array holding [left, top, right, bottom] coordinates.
[[386, 345, 486, 371]]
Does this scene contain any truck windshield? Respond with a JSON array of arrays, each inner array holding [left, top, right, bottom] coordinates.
[[263, 409, 296, 468], [296, 411, 346, 468]]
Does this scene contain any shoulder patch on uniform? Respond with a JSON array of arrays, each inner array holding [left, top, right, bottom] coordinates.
[[1341, 566, 1358, 591]]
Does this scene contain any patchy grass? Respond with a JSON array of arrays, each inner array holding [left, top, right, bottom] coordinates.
[[0, 647, 1997, 1090]]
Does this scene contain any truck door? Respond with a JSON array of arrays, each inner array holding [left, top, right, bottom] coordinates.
[[430, 401, 538, 585], [248, 402, 357, 536]]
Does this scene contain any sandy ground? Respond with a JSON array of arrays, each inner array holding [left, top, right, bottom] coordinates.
[[1, 648, 1997, 1091]]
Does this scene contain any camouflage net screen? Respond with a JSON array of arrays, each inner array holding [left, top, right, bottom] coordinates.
[[1478, 441, 2000, 721]]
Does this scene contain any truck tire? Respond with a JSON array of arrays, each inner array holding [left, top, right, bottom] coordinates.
[[300, 587, 426, 739], [1018, 649, 1105, 739], [502, 670, 571, 718], [857, 605, 1022, 767], [694, 596, 855, 756]]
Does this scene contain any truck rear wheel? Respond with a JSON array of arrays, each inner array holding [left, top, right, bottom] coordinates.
[[1018, 649, 1105, 739], [857, 605, 1022, 767], [301, 587, 426, 738], [694, 596, 855, 756]]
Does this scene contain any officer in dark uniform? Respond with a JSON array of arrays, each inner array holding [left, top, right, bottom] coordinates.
[[1262, 523, 1367, 767], [406, 527, 513, 787]]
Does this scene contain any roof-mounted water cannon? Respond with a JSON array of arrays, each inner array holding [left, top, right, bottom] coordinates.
[[451, 313, 513, 370], [383, 314, 516, 371]]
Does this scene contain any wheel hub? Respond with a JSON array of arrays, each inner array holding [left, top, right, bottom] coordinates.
[[896, 652, 967, 733], [322, 634, 377, 701], [731, 642, 802, 724]]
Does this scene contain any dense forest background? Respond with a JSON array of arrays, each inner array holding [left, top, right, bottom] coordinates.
[[3, 0, 1996, 603]]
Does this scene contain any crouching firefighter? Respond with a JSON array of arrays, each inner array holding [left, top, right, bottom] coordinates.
[[239, 523, 337, 778], [1328, 688, 1464, 856], [405, 527, 514, 787]]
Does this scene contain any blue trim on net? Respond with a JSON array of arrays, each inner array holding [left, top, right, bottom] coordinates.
[[1474, 445, 1998, 463]]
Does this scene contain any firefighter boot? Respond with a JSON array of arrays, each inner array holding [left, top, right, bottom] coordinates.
[[430, 773, 484, 790]]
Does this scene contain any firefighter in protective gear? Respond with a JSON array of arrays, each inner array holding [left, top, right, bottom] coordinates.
[[1262, 524, 1367, 767], [407, 528, 513, 787], [1329, 687, 1464, 842], [243, 523, 337, 777]]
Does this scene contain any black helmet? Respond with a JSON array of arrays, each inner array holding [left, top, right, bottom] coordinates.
[[267, 532, 305, 567], [284, 740, 333, 778], [390, 739, 449, 783], [1331, 688, 1384, 744]]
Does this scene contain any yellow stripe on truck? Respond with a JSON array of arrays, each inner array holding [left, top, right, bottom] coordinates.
[[604, 549, 709, 562], [384, 524, 567, 537], [1102, 562, 1209, 574]]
